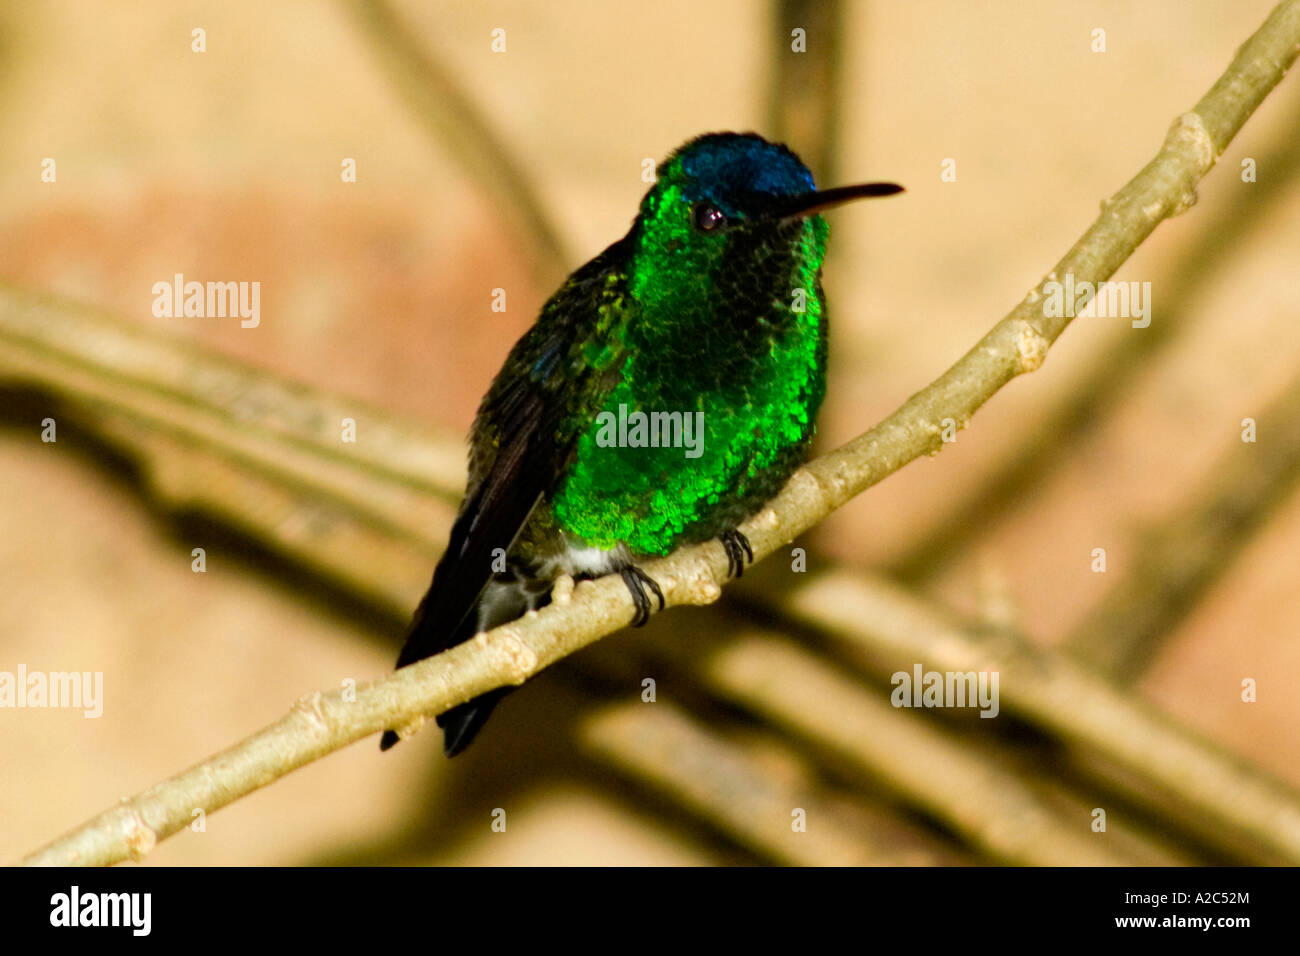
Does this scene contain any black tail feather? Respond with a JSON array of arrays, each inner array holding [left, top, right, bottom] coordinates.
[[382, 571, 533, 754], [437, 689, 510, 757], [379, 579, 480, 753]]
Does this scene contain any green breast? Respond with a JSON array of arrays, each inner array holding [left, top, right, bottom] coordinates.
[[550, 217, 829, 556]]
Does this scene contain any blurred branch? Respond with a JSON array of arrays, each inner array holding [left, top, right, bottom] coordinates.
[[18, 0, 1300, 866], [1064, 366, 1300, 676], [581, 605, 1190, 864], [573, 611, 989, 864], [740, 567, 1300, 864], [889, 87, 1300, 582], [582, 701, 963, 866], [0, 285, 467, 496], [766, 0, 845, 184], [0, 283, 459, 611], [343, 0, 570, 287], [700, 630, 1151, 865]]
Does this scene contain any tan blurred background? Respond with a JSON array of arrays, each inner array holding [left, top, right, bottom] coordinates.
[[1, 0, 1298, 865]]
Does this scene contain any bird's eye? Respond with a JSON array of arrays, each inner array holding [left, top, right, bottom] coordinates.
[[692, 203, 727, 232]]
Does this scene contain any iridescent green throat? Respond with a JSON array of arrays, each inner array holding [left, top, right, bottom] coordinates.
[[550, 188, 831, 556]]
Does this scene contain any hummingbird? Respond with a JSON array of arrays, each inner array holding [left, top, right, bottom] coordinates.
[[381, 132, 902, 755]]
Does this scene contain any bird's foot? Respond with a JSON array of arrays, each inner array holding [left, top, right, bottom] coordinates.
[[719, 528, 753, 579], [619, 565, 665, 627]]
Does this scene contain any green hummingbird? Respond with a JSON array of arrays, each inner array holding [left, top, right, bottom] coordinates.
[[381, 132, 902, 755]]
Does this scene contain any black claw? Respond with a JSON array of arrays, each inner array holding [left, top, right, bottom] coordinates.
[[619, 565, 665, 627], [720, 529, 753, 578]]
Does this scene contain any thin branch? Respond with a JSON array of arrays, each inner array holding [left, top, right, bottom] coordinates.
[[0, 283, 462, 611], [20, 0, 1300, 867], [0, 283, 468, 499], [743, 567, 1300, 864], [699, 630, 1152, 865], [587, 611, 1192, 863], [888, 86, 1300, 581], [1064, 368, 1300, 676], [581, 701, 962, 866], [766, 0, 845, 185], [342, 0, 571, 286]]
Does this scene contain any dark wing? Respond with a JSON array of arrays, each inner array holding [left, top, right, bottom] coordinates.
[[381, 237, 630, 750]]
